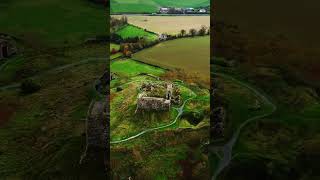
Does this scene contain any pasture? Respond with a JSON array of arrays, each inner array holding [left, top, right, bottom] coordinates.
[[113, 15, 210, 35], [111, 59, 165, 77], [111, 0, 209, 13], [132, 36, 210, 79], [0, 0, 105, 47], [116, 24, 158, 41]]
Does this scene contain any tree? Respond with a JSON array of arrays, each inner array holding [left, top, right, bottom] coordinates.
[[120, 16, 128, 24], [124, 50, 132, 57], [180, 29, 186, 37], [189, 28, 197, 37], [198, 25, 207, 36]]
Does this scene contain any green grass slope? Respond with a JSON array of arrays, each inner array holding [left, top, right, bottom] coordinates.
[[0, 45, 107, 179], [0, 0, 105, 47]]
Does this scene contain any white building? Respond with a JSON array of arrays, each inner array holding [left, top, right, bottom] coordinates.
[[158, 34, 168, 41], [199, 9, 207, 13], [159, 7, 169, 14]]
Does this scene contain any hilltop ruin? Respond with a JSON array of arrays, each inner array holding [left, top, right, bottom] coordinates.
[[135, 82, 180, 113]]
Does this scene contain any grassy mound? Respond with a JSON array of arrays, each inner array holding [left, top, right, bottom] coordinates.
[[110, 58, 210, 178]]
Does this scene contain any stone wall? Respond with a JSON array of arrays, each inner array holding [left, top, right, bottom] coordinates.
[[136, 96, 170, 112]]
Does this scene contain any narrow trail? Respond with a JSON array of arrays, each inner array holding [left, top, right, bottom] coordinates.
[[210, 72, 277, 180], [110, 97, 193, 144], [0, 57, 106, 91]]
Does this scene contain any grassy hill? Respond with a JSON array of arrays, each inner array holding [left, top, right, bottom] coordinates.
[[111, 0, 210, 13], [110, 58, 210, 179], [0, 0, 108, 178], [0, 0, 105, 47]]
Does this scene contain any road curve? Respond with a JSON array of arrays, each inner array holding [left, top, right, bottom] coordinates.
[[210, 72, 277, 180]]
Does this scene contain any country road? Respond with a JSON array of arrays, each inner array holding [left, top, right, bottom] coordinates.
[[210, 72, 277, 180]]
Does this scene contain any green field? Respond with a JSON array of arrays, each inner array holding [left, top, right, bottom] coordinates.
[[111, 59, 165, 77], [0, 0, 105, 47], [111, 0, 210, 13], [0, 45, 107, 179], [133, 36, 210, 79], [110, 58, 210, 178], [116, 24, 158, 41], [0, 1, 108, 178]]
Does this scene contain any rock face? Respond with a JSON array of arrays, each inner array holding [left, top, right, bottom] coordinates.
[[81, 100, 108, 168], [0, 35, 17, 60], [211, 78, 226, 139], [212, 107, 226, 138]]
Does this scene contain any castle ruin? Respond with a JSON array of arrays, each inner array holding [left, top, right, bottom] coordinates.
[[135, 82, 179, 113]]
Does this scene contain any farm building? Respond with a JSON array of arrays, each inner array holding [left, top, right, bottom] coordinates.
[[199, 9, 207, 13], [159, 7, 169, 14], [185, 8, 195, 13], [158, 34, 168, 41]]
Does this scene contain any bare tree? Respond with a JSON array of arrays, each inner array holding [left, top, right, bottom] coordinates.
[[180, 29, 186, 37], [198, 25, 208, 36], [189, 28, 197, 37]]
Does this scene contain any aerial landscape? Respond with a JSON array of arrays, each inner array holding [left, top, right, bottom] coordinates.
[[0, 0, 107, 179], [211, 1, 320, 179], [110, 0, 210, 179], [0, 0, 319, 179]]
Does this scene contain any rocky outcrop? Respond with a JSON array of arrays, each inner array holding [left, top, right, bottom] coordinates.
[[81, 100, 109, 170], [0, 35, 17, 60], [211, 78, 227, 139], [211, 107, 226, 138]]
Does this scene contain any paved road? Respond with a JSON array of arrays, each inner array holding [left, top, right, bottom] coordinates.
[[210, 72, 277, 180]]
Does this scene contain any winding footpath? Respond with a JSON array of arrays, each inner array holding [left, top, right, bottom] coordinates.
[[110, 97, 193, 144], [210, 72, 277, 180]]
